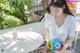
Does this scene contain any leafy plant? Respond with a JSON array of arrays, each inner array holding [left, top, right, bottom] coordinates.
[[0, 0, 33, 24], [0, 0, 33, 29], [0, 15, 23, 30], [0, 16, 5, 29]]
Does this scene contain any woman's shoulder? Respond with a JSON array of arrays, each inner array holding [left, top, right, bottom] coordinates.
[[44, 13, 50, 17], [44, 13, 51, 20], [67, 15, 76, 22]]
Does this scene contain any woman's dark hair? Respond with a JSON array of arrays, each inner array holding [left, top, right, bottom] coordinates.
[[46, 0, 74, 16]]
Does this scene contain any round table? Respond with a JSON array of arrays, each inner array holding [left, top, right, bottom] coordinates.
[[0, 31, 43, 53]]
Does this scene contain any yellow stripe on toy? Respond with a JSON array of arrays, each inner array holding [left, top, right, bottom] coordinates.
[[47, 40, 52, 50]]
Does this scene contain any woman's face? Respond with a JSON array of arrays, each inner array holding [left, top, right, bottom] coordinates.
[[50, 6, 64, 16]]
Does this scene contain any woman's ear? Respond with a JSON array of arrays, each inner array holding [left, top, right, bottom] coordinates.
[[63, 5, 65, 9]]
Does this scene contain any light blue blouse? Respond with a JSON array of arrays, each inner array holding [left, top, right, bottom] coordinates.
[[45, 13, 76, 44]]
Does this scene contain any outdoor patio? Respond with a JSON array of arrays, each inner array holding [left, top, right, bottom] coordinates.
[[0, 0, 80, 53]]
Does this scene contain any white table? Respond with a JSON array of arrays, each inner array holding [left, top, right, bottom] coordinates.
[[0, 31, 43, 53]]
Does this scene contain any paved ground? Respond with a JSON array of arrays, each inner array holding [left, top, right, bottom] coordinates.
[[74, 39, 80, 53], [76, 2, 80, 52], [72, 35, 80, 53]]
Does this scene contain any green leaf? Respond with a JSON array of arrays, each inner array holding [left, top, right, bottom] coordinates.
[[0, 16, 5, 23]]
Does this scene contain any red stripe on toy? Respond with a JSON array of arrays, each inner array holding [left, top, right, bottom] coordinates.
[[58, 48, 62, 51]]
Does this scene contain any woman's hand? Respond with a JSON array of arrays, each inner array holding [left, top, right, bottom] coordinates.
[[54, 50, 64, 53], [54, 51, 60, 53]]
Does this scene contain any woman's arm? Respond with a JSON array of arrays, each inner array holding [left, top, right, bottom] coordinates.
[[61, 37, 74, 52], [44, 13, 50, 42], [61, 17, 76, 53], [54, 36, 74, 53], [45, 28, 50, 42]]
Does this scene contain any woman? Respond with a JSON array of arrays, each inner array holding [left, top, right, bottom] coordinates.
[[43, 0, 76, 53]]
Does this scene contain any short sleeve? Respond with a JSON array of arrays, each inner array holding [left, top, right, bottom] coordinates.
[[45, 13, 49, 28], [68, 17, 76, 38]]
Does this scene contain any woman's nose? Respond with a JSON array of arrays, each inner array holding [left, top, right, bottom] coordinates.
[[54, 10, 59, 13]]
